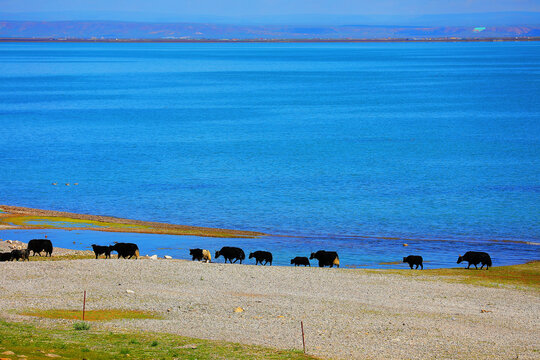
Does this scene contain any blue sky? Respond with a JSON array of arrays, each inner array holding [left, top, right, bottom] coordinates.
[[2, 0, 540, 15], [1, 0, 539, 25]]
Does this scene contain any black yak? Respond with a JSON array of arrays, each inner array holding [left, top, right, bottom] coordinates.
[[11, 249, 30, 261], [91, 244, 113, 259], [310, 250, 339, 268], [290, 257, 310, 267], [27, 239, 53, 257], [189, 248, 211, 262], [249, 251, 273, 266], [215, 247, 245, 264], [457, 251, 492, 270], [403, 255, 423, 269], [112, 243, 139, 259], [0, 252, 13, 262]]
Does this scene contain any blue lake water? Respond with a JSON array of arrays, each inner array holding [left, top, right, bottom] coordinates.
[[0, 41, 539, 267]]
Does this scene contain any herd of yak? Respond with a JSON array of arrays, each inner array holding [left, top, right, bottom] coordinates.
[[0, 238, 494, 270]]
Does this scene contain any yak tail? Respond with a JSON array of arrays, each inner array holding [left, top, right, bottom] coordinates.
[[135, 249, 139, 259]]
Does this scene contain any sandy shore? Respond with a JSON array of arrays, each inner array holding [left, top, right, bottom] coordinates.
[[0, 246, 538, 359]]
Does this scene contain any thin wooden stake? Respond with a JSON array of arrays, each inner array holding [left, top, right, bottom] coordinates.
[[82, 290, 86, 321], [301, 321, 306, 353]]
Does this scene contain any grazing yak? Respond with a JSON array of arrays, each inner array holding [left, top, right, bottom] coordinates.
[[403, 255, 423, 269], [189, 248, 212, 263], [310, 250, 340, 268], [215, 246, 245, 264], [457, 251, 492, 270], [290, 256, 310, 267], [91, 244, 113, 259], [112, 243, 139, 259], [27, 239, 53, 257], [249, 251, 273, 266], [0, 252, 13, 262], [11, 249, 30, 261]]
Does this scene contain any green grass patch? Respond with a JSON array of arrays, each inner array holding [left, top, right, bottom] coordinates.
[[19, 309, 160, 322], [73, 321, 91, 330], [0, 319, 318, 359], [370, 261, 540, 290]]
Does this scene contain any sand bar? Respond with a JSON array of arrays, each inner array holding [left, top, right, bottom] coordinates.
[[0, 205, 266, 238]]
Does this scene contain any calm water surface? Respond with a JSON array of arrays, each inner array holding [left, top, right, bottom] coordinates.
[[0, 42, 539, 267]]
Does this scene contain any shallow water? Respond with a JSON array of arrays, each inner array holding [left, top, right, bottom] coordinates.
[[0, 41, 539, 267], [0, 229, 536, 269]]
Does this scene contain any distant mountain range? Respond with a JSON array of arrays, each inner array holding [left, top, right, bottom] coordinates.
[[2, 11, 540, 26], [1, 20, 539, 40]]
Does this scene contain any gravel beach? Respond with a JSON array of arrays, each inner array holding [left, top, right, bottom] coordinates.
[[0, 242, 538, 359]]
